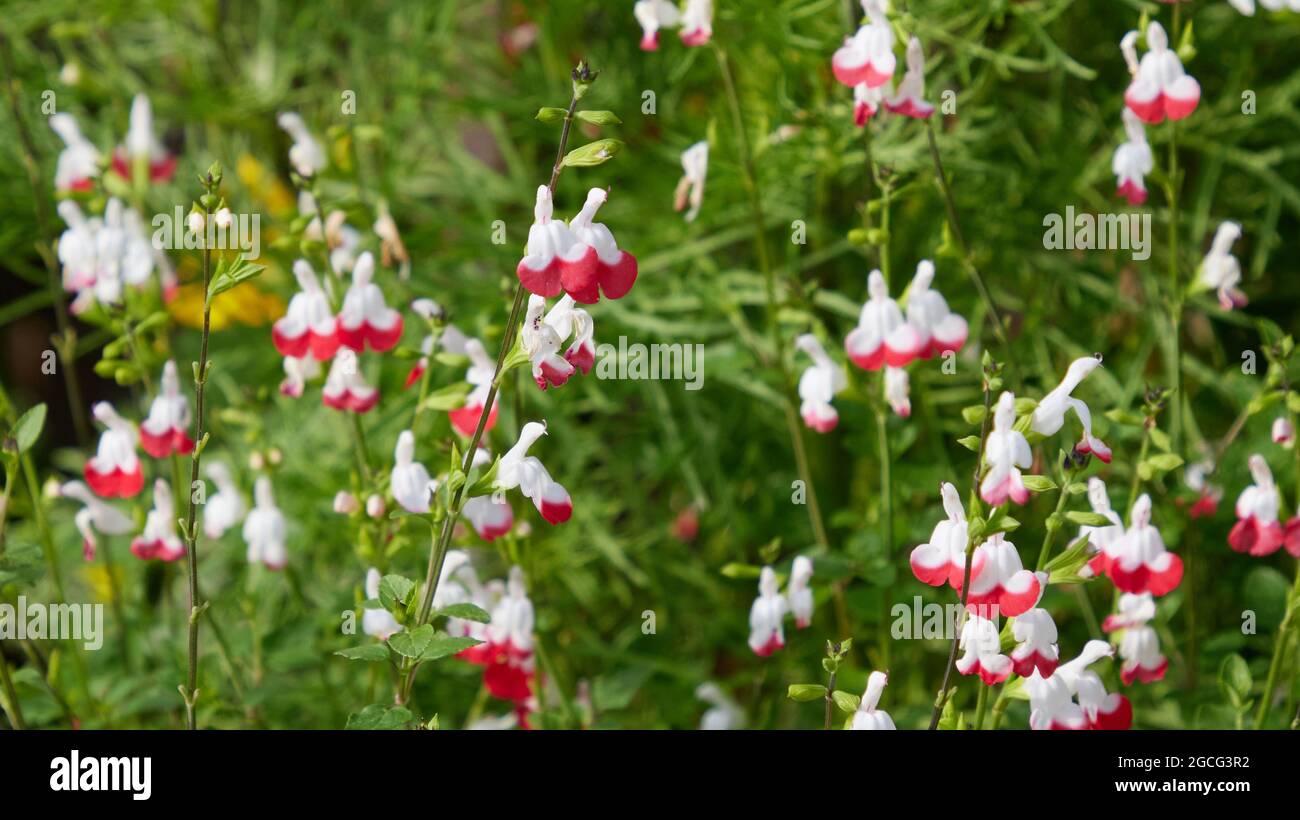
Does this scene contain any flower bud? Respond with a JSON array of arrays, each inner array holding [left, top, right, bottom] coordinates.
[[187, 211, 205, 234], [333, 491, 359, 515], [365, 494, 385, 519], [214, 208, 233, 230]]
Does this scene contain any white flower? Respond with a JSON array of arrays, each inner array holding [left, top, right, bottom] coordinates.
[[242, 477, 288, 570], [390, 430, 438, 514], [747, 566, 788, 656], [1029, 355, 1111, 462], [55, 481, 133, 561], [204, 462, 246, 539], [696, 682, 744, 730], [130, 480, 184, 562], [674, 141, 709, 222], [1198, 221, 1246, 310], [277, 112, 326, 177], [786, 556, 814, 628], [883, 37, 934, 119], [980, 392, 1032, 506], [849, 671, 896, 730], [884, 366, 911, 418], [795, 334, 846, 433], [49, 113, 101, 191], [1112, 108, 1153, 206], [495, 421, 572, 525]]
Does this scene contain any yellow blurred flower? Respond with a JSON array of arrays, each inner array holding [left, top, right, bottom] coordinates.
[[167, 260, 287, 331], [237, 152, 296, 219]]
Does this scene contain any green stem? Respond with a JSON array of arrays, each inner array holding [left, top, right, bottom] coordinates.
[[1125, 425, 1152, 522], [929, 380, 995, 730], [180, 185, 218, 730], [877, 402, 892, 667], [974, 681, 990, 729], [1035, 473, 1073, 571], [0, 651, 26, 729], [1254, 562, 1300, 729]]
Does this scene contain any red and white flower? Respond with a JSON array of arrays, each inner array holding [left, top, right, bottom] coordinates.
[[390, 430, 438, 514], [279, 355, 320, 398], [1228, 454, 1300, 557], [1103, 593, 1168, 685], [844, 270, 924, 370], [748, 566, 788, 657], [1078, 477, 1125, 578], [54, 481, 133, 561], [140, 361, 194, 458], [679, 0, 713, 46], [795, 334, 846, 433], [1096, 494, 1183, 595], [563, 188, 639, 304], [1273, 417, 1295, 448], [853, 82, 884, 126], [833, 0, 896, 88], [1030, 355, 1111, 463], [902, 260, 968, 359], [130, 480, 185, 562], [273, 260, 340, 361], [980, 392, 1032, 506], [464, 493, 515, 542], [242, 477, 287, 570], [786, 556, 814, 628], [1122, 22, 1200, 124], [277, 112, 326, 178], [337, 252, 404, 353], [910, 487, 1043, 618], [522, 295, 596, 391], [850, 671, 897, 730], [49, 113, 101, 192], [1185, 458, 1222, 519], [447, 335, 500, 436], [483, 566, 536, 704], [362, 568, 403, 641], [495, 421, 572, 525], [1231, 0, 1300, 13], [674, 141, 709, 223], [1012, 603, 1060, 680], [910, 481, 970, 588], [85, 402, 144, 498], [111, 94, 176, 184], [884, 37, 935, 119], [203, 462, 246, 539], [955, 613, 1012, 685], [634, 0, 680, 50], [516, 185, 590, 299], [959, 533, 1042, 618], [1112, 108, 1153, 205], [1198, 221, 1247, 310], [1026, 640, 1130, 730], [885, 366, 911, 418], [322, 349, 379, 413]]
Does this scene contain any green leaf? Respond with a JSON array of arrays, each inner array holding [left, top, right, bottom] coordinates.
[[1148, 427, 1172, 453], [11, 403, 47, 453], [720, 562, 762, 579], [1219, 653, 1252, 703], [1105, 408, 1144, 426], [961, 405, 987, 425], [388, 623, 435, 659], [378, 574, 416, 612], [334, 643, 391, 663], [1065, 511, 1113, 527], [535, 107, 568, 123], [561, 139, 624, 167], [0, 542, 45, 587], [1144, 453, 1185, 472], [207, 256, 266, 300], [956, 435, 981, 452], [1013, 397, 1038, 416], [831, 690, 860, 714], [465, 455, 501, 497], [419, 381, 471, 412], [438, 602, 490, 623], [419, 633, 481, 662], [1045, 535, 1094, 583], [575, 109, 621, 126], [345, 704, 416, 730], [1020, 475, 1057, 492], [787, 684, 827, 702]]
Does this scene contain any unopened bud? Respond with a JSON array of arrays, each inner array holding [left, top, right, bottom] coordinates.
[[365, 494, 385, 519], [333, 491, 359, 515]]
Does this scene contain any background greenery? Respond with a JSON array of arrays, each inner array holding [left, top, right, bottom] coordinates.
[[1, 0, 1298, 729]]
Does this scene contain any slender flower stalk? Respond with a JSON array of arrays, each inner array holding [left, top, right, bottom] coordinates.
[[928, 365, 996, 730], [399, 64, 595, 705], [0, 652, 26, 729], [0, 34, 90, 445], [178, 166, 224, 729]]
